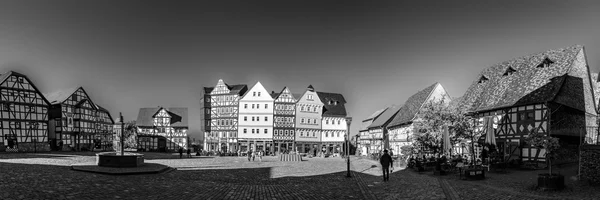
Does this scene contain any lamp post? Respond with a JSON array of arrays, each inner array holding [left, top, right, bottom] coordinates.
[[346, 117, 353, 178], [120, 112, 124, 156]]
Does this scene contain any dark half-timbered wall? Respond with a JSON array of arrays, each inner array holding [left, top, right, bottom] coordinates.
[[474, 103, 550, 162], [49, 88, 114, 151], [0, 74, 50, 152]]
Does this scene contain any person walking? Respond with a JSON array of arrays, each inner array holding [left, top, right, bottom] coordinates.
[[252, 150, 256, 161], [186, 148, 191, 158], [380, 149, 394, 182], [258, 150, 263, 162], [179, 147, 184, 158], [247, 149, 253, 161]]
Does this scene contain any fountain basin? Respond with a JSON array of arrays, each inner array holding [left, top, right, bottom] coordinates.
[[96, 152, 144, 168]]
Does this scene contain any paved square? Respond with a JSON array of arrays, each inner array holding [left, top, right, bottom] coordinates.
[[2, 152, 597, 200]]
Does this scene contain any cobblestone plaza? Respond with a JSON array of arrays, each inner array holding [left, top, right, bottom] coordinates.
[[2, 152, 599, 200]]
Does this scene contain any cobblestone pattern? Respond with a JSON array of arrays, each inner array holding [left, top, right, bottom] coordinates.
[[0, 152, 368, 200], [352, 157, 447, 200]]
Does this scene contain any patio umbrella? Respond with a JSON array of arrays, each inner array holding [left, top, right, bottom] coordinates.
[[443, 125, 452, 156], [484, 116, 496, 147]]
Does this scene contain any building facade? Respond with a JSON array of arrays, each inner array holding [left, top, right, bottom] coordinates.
[[237, 81, 274, 153], [95, 106, 115, 151], [367, 105, 401, 154], [318, 91, 347, 155], [0, 71, 51, 152], [386, 82, 452, 156], [136, 107, 188, 151], [295, 85, 324, 156], [458, 45, 598, 162], [272, 87, 297, 154], [46, 87, 113, 151], [202, 79, 248, 152], [358, 108, 388, 156]]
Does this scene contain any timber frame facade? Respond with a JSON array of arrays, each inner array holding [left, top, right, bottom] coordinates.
[[0, 71, 51, 152], [272, 87, 297, 154], [202, 79, 248, 152], [46, 87, 114, 151], [136, 107, 188, 152], [459, 45, 598, 163]]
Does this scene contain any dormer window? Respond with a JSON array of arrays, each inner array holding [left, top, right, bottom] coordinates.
[[334, 101, 338, 105], [478, 76, 489, 84], [503, 67, 516, 76], [328, 100, 333, 105], [537, 57, 554, 68]]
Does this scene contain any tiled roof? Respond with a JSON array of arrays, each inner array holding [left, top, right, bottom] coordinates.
[[317, 91, 347, 117], [203, 83, 248, 95], [458, 45, 583, 113], [388, 83, 440, 128], [365, 107, 388, 121], [44, 87, 80, 105], [136, 107, 188, 127], [360, 107, 388, 131], [368, 105, 402, 129]]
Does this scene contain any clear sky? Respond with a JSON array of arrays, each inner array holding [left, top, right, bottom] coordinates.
[[1, 0, 599, 141]]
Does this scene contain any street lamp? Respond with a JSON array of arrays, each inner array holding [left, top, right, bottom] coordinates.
[[346, 117, 353, 178], [120, 112, 124, 156]]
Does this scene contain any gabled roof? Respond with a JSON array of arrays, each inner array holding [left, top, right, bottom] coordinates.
[[388, 82, 441, 128], [239, 81, 273, 100], [203, 80, 248, 95], [368, 105, 402, 129], [360, 107, 388, 131], [96, 105, 115, 122], [365, 107, 388, 121], [458, 45, 585, 113], [0, 71, 51, 105], [317, 91, 347, 117], [44, 87, 81, 105], [136, 107, 188, 127]]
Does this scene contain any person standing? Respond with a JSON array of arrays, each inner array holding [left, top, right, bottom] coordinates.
[[379, 149, 394, 182], [258, 150, 263, 162], [186, 148, 191, 158], [179, 147, 184, 158]]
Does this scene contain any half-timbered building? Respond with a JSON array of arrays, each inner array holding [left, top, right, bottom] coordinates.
[[95, 105, 115, 150], [237, 81, 274, 153], [136, 107, 188, 152], [358, 108, 388, 156], [458, 45, 598, 163], [318, 91, 348, 155], [201, 79, 248, 152], [386, 82, 452, 156], [46, 87, 113, 151], [295, 85, 324, 156], [271, 87, 299, 154], [367, 105, 401, 154], [0, 71, 51, 152]]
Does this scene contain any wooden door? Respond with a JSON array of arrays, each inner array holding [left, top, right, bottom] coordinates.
[[158, 138, 166, 152], [505, 142, 520, 162]]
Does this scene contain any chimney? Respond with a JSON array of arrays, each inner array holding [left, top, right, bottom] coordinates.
[[272, 91, 275, 94]]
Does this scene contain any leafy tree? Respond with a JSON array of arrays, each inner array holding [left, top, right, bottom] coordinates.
[[525, 128, 560, 174], [412, 98, 474, 157]]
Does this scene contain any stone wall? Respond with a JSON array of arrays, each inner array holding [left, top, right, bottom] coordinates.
[[581, 145, 600, 184]]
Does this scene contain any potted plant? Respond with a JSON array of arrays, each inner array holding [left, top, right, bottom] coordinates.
[[524, 128, 564, 190]]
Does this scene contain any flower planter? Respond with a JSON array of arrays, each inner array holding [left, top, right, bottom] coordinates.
[[464, 168, 485, 180], [537, 173, 564, 191]]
